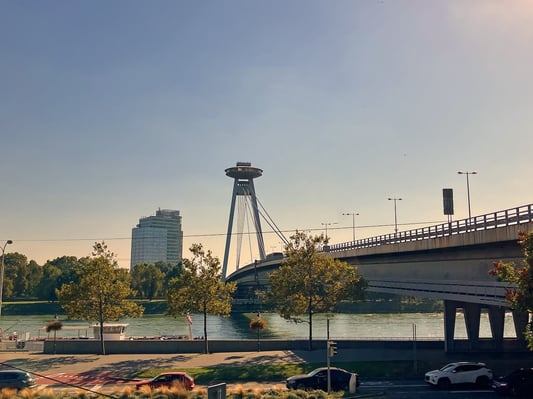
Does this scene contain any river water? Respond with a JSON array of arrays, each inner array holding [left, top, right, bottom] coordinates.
[[0, 312, 519, 341]]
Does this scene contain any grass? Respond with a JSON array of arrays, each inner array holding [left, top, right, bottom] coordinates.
[[135, 360, 432, 385]]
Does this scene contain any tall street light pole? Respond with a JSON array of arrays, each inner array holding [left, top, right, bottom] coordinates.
[[388, 198, 402, 234], [457, 171, 477, 220], [342, 212, 359, 242], [321, 222, 338, 242], [0, 240, 13, 319]]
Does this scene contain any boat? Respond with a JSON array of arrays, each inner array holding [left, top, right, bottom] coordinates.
[[91, 323, 129, 340]]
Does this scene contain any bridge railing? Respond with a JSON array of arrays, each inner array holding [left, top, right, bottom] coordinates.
[[327, 203, 533, 253]]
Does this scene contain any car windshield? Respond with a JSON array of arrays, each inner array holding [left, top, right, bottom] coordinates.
[[308, 369, 324, 377], [440, 364, 456, 372]]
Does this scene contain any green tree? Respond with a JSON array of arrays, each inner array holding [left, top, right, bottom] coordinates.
[[268, 231, 367, 349], [249, 316, 267, 351], [56, 242, 143, 355], [3, 253, 30, 298], [35, 264, 63, 301], [27, 260, 43, 297], [489, 230, 533, 349], [50, 256, 84, 287], [156, 260, 183, 295], [167, 244, 236, 354], [130, 263, 165, 299], [46, 320, 63, 354]]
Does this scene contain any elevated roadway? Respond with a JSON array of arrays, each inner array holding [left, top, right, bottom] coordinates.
[[227, 203, 533, 352]]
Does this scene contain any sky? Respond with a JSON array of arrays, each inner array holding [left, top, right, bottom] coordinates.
[[1, 1, 533, 272]]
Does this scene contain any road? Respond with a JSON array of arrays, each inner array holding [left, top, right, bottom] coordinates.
[[361, 381, 498, 398], [0, 350, 515, 398]]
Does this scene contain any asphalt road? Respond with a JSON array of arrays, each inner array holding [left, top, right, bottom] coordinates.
[[0, 350, 521, 398]]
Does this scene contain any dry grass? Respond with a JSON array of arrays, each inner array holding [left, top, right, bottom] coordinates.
[[0, 384, 341, 399]]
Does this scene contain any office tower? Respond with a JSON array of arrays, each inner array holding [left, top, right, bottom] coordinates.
[[130, 209, 183, 269]]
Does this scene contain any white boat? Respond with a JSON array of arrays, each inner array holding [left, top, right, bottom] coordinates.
[[92, 323, 129, 340]]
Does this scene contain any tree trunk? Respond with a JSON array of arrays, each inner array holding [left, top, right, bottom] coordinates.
[[308, 309, 313, 351], [99, 319, 106, 355], [203, 308, 209, 354]]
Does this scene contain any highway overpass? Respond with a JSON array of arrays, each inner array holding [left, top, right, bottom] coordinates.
[[227, 203, 533, 352]]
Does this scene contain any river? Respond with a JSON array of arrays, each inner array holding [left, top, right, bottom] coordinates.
[[0, 311, 519, 341]]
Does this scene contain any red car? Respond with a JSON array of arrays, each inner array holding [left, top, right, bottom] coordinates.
[[135, 372, 195, 390]]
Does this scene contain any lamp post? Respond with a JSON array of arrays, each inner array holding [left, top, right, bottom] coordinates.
[[342, 212, 359, 242], [457, 171, 477, 220], [321, 222, 338, 242], [388, 198, 402, 234], [0, 240, 13, 319]]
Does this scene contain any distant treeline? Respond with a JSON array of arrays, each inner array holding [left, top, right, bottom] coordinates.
[[1, 252, 182, 302], [1, 300, 168, 316]]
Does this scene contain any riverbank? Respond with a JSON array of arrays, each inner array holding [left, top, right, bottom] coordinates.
[[0, 297, 443, 316]]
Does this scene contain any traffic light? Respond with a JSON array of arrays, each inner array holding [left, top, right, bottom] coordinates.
[[328, 341, 338, 357]]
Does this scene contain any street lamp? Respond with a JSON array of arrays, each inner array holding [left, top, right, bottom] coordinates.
[[0, 240, 13, 319], [342, 212, 359, 242], [388, 198, 402, 234], [321, 222, 338, 242], [457, 171, 477, 220]]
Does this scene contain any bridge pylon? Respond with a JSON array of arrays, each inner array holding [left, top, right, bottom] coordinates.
[[222, 162, 266, 280]]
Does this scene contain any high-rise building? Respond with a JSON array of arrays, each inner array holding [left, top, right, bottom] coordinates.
[[130, 209, 183, 269]]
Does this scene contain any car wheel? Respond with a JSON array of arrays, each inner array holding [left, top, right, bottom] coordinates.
[[437, 378, 451, 390], [296, 384, 307, 390], [475, 376, 489, 386]]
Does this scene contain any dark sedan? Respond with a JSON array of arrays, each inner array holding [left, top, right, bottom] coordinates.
[[135, 372, 195, 390], [492, 368, 533, 397], [286, 367, 359, 391]]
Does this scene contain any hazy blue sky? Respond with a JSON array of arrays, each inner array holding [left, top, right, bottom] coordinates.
[[2, 1, 532, 271]]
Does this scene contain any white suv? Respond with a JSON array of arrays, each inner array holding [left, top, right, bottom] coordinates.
[[425, 362, 492, 389]]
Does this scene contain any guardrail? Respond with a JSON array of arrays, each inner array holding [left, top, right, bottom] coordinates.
[[327, 203, 533, 253]]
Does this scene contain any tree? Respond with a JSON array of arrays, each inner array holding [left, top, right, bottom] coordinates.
[[3, 253, 30, 298], [46, 320, 62, 354], [156, 260, 183, 295], [130, 263, 165, 299], [167, 244, 237, 354], [56, 242, 143, 355], [489, 230, 533, 349], [268, 231, 367, 349], [35, 264, 63, 301], [27, 260, 43, 297], [249, 316, 267, 351], [50, 256, 84, 289]]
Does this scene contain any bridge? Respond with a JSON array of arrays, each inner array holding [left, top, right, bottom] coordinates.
[[227, 203, 533, 352]]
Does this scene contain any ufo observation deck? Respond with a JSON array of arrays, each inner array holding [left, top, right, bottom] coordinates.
[[225, 162, 263, 180]]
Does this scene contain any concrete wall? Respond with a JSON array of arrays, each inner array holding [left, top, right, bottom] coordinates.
[[42, 338, 527, 355]]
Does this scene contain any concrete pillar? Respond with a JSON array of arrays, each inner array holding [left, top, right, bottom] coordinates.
[[487, 306, 505, 350], [512, 310, 529, 344], [444, 300, 457, 352], [463, 303, 481, 350]]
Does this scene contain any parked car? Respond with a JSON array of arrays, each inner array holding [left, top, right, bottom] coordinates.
[[424, 362, 492, 389], [0, 370, 36, 390], [492, 368, 533, 397], [135, 372, 195, 390], [286, 367, 359, 391]]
